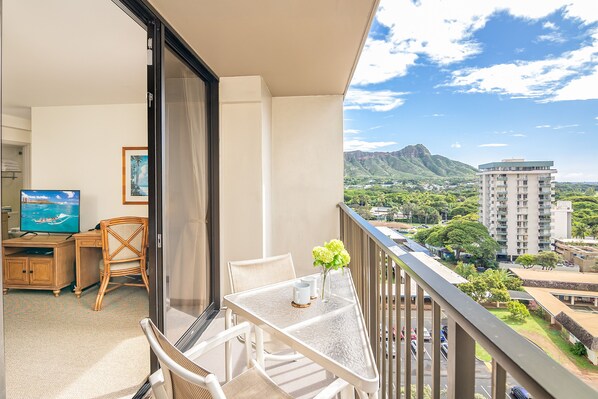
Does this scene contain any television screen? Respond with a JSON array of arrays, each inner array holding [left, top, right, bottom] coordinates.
[[20, 190, 80, 234]]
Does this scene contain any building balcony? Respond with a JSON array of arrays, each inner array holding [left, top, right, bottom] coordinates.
[[337, 204, 596, 398]]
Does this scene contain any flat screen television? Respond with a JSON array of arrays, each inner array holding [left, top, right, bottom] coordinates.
[[20, 190, 81, 234]]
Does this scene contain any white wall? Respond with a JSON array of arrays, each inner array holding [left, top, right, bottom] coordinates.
[[218, 78, 343, 295], [31, 104, 147, 231], [271, 95, 344, 278], [219, 77, 272, 295]]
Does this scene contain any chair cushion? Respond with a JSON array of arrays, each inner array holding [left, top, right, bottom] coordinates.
[[222, 367, 293, 399], [99, 259, 141, 272]]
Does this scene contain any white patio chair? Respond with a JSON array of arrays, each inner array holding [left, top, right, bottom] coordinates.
[[140, 317, 354, 399], [226, 254, 303, 379]]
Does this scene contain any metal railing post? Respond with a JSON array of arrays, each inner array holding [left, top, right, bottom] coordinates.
[[492, 359, 507, 399], [431, 301, 441, 399], [447, 317, 475, 399]]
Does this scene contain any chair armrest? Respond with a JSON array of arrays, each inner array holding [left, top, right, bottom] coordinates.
[[312, 378, 350, 399], [184, 321, 252, 361], [148, 369, 169, 399]]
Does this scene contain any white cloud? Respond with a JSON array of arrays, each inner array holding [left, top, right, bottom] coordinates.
[[553, 124, 579, 129], [537, 32, 566, 43], [344, 88, 408, 112], [344, 139, 397, 152], [344, 129, 360, 134], [550, 66, 598, 101], [446, 27, 598, 101], [451, 142, 462, 148], [353, 0, 598, 86], [536, 124, 551, 128], [478, 143, 508, 147], [543, 21, 557, 30], [351, 39, 418, 85], [512, 134, 526, 137]]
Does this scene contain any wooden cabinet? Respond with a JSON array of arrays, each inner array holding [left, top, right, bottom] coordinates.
[[4, 257, 28, 285], [5, 255, 54, 286], [2, 236, 75, 296]]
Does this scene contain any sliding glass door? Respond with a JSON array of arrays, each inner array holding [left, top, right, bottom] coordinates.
[[161, 47, 212, 341]]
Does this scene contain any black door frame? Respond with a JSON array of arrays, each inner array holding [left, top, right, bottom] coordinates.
[[116, 0, 220, 366]]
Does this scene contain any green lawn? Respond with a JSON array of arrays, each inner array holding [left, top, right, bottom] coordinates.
[[487, 308, 598, 372], [475, 343, 492, 362]]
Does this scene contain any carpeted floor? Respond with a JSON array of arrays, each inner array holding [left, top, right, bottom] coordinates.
[[4, 283, 150, 399]]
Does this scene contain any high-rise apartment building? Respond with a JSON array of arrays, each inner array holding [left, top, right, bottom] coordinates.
[[478, 159, 556, 258]]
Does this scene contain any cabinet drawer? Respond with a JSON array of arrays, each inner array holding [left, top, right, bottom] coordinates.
[[79, 239, 102, 248]]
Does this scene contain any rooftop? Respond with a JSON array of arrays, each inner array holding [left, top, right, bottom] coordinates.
[[478, 160, 554, 170], [524, 287, 598, 346], [511, 269, 598, 285]]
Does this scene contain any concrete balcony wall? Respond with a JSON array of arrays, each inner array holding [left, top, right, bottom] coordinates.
[[220, 78, 343, 295], [271, 95, 344, 278]]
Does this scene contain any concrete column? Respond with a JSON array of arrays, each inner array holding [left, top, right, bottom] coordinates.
[[571, 296, 575, 305], [594, 297, 597, 307], [219, 76, 272, 296]]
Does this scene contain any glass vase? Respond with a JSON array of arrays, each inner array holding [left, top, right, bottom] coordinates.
[[320, 268, 331, 302]]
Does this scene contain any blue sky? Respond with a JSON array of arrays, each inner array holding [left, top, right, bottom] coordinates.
[[343, 0, 598, 182]]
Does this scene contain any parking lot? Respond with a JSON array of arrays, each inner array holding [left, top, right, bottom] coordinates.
[[382, 311, 523, 398]]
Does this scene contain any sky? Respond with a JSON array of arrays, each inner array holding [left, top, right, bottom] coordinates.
[[343, 0, 598, 182]]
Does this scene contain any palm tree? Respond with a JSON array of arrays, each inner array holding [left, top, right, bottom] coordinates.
[[572, 223, 589, 239]]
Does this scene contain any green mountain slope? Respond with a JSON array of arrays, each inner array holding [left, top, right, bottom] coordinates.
[[344, 144, 478, 180]]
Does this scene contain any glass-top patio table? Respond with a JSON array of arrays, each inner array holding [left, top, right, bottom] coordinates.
[[223, 269, 379, 397]]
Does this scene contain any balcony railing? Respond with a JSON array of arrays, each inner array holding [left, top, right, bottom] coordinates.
[[339, 203, 596, 399]]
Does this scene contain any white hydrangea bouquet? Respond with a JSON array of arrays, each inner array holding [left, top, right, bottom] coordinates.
[[312, 239, 350, 301]]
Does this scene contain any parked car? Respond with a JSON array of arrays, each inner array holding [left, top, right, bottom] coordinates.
[[439, 329, 446, 343], [413, 327, 432, 342], [380, 326, 397, 341], [410, 339, 418, 355], [440, 342, 448, 359], [401, 327, 417, 341], [441, 324, 448, 339], [385, 341, 396, 359], [510, 386, 532, 399]]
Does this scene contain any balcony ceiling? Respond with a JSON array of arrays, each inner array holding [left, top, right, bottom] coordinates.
[[2, 0, 376, 120], [147, 0, 379, 96]]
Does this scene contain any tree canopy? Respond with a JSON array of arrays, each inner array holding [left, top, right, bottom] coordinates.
[[515, 252, 561, 270], [458, 269, 520, 305], [414, 217, 499, 266]]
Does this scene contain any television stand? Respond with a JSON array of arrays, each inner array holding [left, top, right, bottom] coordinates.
[[2, 236, 75, 297], [19, 231, 38, 238]]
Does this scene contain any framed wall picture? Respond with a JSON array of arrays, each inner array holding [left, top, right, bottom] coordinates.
[[122, 147, 149, 205]]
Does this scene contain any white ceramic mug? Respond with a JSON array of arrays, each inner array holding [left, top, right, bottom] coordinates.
[[301, 276, 317, 299], [293, 282, 311, 305]]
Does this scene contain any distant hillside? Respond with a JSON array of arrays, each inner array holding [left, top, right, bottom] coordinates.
[[344, 144, 478, 180]]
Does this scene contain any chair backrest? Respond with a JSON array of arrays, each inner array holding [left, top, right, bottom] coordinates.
[[140, 318, 214, 399], [100, 216, 148, 265], [228, 253, 296, 293]]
